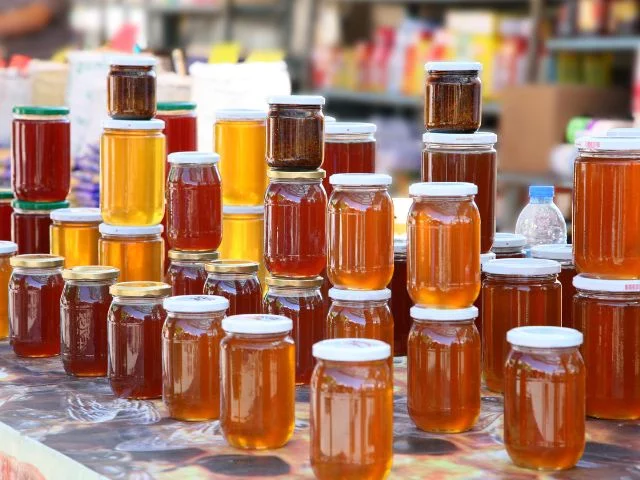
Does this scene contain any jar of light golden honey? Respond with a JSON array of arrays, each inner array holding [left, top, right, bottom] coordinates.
[[219, 205, 265, 284], [99, 224, 164, 282], [50, 208, 102, 268], [0, 241, 18, 339]]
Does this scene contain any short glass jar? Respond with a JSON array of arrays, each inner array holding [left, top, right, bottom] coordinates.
[[50, 208, 102, 268], [204, 260, 262, 316], [12, 200, 69, 254], [99, 224, 164, 282], [0, 241, 18, 339], [0, 189, 13, 241], [107, 55, 157, 120], [166, 250, 219, 296]]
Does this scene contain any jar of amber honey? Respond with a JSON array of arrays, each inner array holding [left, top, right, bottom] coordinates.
[[107, 55, 157, 120], [166, 249, 219, 296], [108, 281, 171, 399], [204, 260, 261, 316], [0, 189, 13, 241], [504, 326, 585, 470], [491, 232, 526, 259], [60, 266, 119, 377], [482, 258, 562, 393], [573, 275, 640, 419], [99, 224, 164, 282], [51, 208, 102, 268], [219, 205, 265, 283], [328, 173, 394, 290], [264, 276, 324, 385], [12, 200, 69, 254], [9, 254, 64, 357], [163, 294, 229, 421], [407, 182, 481, 308], [0, 241, 18, 339], [265, 169, 327, 277], [473, 251, 496, 340], [408, 306, 480, 433], [310, 338, 393, 479], [389, 236, 411, 356], [220, 314, 295, 449]]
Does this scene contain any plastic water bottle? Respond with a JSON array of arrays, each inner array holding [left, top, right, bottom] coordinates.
[[515, 186, 567, 254]]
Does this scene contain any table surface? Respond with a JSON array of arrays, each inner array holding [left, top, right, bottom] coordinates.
[[0, 341, 639, 480]]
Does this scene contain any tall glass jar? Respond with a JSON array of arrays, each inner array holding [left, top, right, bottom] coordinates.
[[107, 55, 157, 120], [0, 241, 18, 339], [157, 101, 197, 156], [219, 205, 265, 284], [204, 260, 262, 316], [166, 250, 219, 296], [50, 208, 102, 268], [12, 200, 69, 254], [99, 224, 164, 282]]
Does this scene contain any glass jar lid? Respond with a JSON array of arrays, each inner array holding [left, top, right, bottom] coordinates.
[[268, 95, 325, 106], [329, 287, 390, 302], [409, 182, 477, 197], [325, 122, 376, 135], [330, 173, 392, 186], [0, 241, 18, 255], [492, 232, 526, 249], [607, 127, 640, 137], [215, 108, 267, 121], [268, 169, 325, 180], [10, 254, 64, 268], [169, 250, 219, 262], [62, 265, 120, 281], [205, 260, 259, 274], [422, 132, 497, 146], [99, 224, 163, 236], [157, 101, 196, 111], [394, 235, 407, 255], [483, 258, 561, 276], [573, 275, 640, 293], [13, 200, 70, 211], [507, 326, 583, 348], [480, 252, 496, 265], [168, 152, 220, 164], [576, 136, 640, 152], [411, 306, 478, 321], [222, 205, 264, 215], [50, 207, 102, 223], [222, 314, 293, 334], [531, 244, 573, 262], [425, 61, 482, 72], [325, 115, 336, 122], [102, 118, 165, 131], [313, 338, 391, 362], [0, 188, 13, 200], [164, 294, 229, 314], [110, 281, 171, 298], [266, 276, 323, 289], [109, 54, 157, 67], [13, 106, 70, 116]]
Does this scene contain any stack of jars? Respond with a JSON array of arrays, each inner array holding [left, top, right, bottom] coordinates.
[[10, 105, 71, 254]]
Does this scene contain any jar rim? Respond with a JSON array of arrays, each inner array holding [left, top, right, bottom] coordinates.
[[13, 105, 69, 116], [168, 151, 219, 165], [110, 281, 171, 297], [330, 173, 392, 186], [99, 223, 163, 236], [103, 118, 165, 131], [329, 287, 390, 301], [483, 258, 561, 275], [325, 122, 376, 135], [573, 274, 640, 293], [63, 265, 120, 280], [13, 200, 70, 211], [268, 94, 325, 106], [507, 326, 583, 348], [0, 241, 18, 255], [425, 61, 482, 72], [157, 101, 196, 111], [222, 314, 292, 334], [109, 54, 157, 67], [223, 205, 264, 215], [268, 169, 325, 180], [267, 276, 323, 288], [0, 188, 13, 200], [205, 260, 259, 274], [531, 244, 573, 261], [313, 338, 390, 362], [576, 135, 640, 151], [422, 131, 496, 146], [215, 108, 267, 121], [10, 254, 64, 268], [50, 207, 102, 222], [168, 249, 219, 262], [411, 305, 478, 321], [164, 294, 229, 313], [409, 181, 477, 197]]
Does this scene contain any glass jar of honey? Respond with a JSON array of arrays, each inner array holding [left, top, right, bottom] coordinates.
[[573, 275, 640, 419], [12, 106, 70, 202], [0, 241, 18, 339], [107, 281, 171, 399], [100, 119, 165, 226], [504, 326, 585, 470], [220, 314, 295, 449], [219, 205, 265, 284], [0, 189, 13, 241], [407, 306, 480, 433], [264, 169, 326, 277], [422, 132, 496, 253], [107, 55, 157, 120], [99, 224, 164, 282], [162, 294, 229, 421], [491, 232, 527, 259], [12, 200, 69, 255], [328, 173, 394, 290], [482, 258, 562, 393], [574, 136, 640, 278], [157, 101, 197, 155], [424, 62, 482, 133], [9, 254, 64, 357], [267, 95, 325, 170], [263, 276, 324, 385], [166, 250, 219, 296], [389, 236, 411, 356], [310, 338, 393, 479], [204, 260, 261, 316], [60, 266, 119, 377], [323, 122, 376, 197], [50, 208, 102, 268], [215, 109, 267, 206], [407, 182, 481, 308], [473, 251, 496, 340]]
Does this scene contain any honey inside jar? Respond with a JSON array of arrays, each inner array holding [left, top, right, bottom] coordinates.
[[166, 250, 219, 296], [0, 242, 17, 339], [107, 56, 157, 120], [50, 208, 102, 268], [204, 260, 262, 316], [12, 200, 69, 255], [219, 205, 265, 284], [389, 236, 411, 357], [99, 224, 164, 282]]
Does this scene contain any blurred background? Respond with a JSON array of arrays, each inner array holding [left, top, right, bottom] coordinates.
[[0, 0, 638, 231]]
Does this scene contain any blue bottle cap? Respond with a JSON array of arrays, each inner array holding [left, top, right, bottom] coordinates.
[[529, 185, 554, 198]]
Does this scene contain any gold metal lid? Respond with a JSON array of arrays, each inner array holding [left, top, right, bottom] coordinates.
[[266, 276, 324, 288], [109, 281, 171, 298], [10, 254, 64, 268], [268, 169, 325, 180], [205, 259, 259, 274], [168, 250, 220, 262], [63, 266, 120, 281]]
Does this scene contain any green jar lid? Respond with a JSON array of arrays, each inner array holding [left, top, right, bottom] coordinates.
[[0, 188, 13, 200], [12, 200, 70, 211], [157, 101, 196, 111], [13, 106, 70, 116]]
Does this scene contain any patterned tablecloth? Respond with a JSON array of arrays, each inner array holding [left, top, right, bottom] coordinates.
[[0, 340, 639, 480]]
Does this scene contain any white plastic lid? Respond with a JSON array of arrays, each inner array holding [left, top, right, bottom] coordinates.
[[163, 295, 229, 313], [109, 54, 157, 67], [325, 122, 377, 135], [409, 182, 477, 197], [492, 232, 526, 248], [223, 205, 264, 215], [422, 132, 497, 145], [330, 173, 392, 186], [222, 314, 292, 334], [607, 127, 640, 138], [425, 61, 482, 72], [50, 207, 102, 222], [483, 258, 561, 275], [411, 306, 478, 321], [99, 223, 163, 236], [480, 252, 496, 265], [312, 338, 391, 362], [215, 109, 267, 121], [573, 274, 640, 293], [325, 116, 337, 122], [394, 235, 407, 254], [103, 118, 165, 131], [531, 244, 573, 262], [329, 288, 391, 302], [0, 241, 18, 255], [576, 136, 640, 151], [168, 152, 220, 164], [268, 95, 325, 106], [507, 326, 583, 348]]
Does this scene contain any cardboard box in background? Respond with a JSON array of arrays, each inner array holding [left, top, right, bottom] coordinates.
[[498, 85, 630, 174]]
